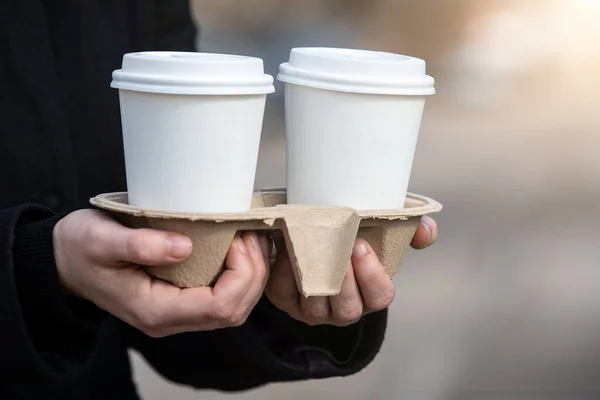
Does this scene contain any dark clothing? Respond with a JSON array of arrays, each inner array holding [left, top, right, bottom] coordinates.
[[0, 1, 387, 399]]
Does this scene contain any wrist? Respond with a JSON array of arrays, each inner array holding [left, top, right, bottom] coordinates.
[[14, 207, 108, 328], [52, 216, 74, 297]]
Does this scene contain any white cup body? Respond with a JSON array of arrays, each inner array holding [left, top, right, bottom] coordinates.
[[112, 51, 274, 213], [119, 90, 266, 213], [278, 47, 434, 210], [285, 84, 426, 210]]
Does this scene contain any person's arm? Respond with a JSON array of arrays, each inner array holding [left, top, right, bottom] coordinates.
[[0, 204, 107, 382], [2, 203, 277, 387], [123, 298, 386, 391]]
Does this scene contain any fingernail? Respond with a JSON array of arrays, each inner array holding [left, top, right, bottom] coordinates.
[[236, 237, 248, 254], [353, 239, 369, 257], [169, 236, 192, 259], [421, 221, 432, 245]]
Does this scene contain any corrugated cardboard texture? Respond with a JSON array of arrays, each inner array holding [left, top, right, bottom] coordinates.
[[90, 189, 442, 296]]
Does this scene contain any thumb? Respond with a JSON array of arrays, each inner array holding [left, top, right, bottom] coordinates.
[[92, 218, 193, 266]]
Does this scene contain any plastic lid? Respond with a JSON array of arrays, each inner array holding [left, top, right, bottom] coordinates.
[[277, 47, 435, 95], [111, 51, 275, 95]]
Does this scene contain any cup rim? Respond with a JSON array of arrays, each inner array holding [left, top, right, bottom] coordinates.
[[277, 47, 435, 96], [111, 51, 275, 95]]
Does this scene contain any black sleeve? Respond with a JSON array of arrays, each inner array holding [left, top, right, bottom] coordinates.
[[0, 204, 107, 382], [152, 0, 197, 51], [124, 296, 387, 391]]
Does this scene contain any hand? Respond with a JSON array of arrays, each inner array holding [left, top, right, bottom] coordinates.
[[53, 210, 270, 337], [265, 216, 438, 327]]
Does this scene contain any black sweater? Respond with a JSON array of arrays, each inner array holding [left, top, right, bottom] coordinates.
[[0, 1, 387, 399]]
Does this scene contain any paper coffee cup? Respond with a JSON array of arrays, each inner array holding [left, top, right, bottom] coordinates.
[[111, 51, 274, 213], [277, 47, 435, 210]]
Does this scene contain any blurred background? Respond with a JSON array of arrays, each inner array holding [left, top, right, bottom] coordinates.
[[132, 0, 600, 399]]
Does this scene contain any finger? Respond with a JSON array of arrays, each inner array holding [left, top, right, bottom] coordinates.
[[248, 232, 271, 277], [235, 232, 271, 321], [423, 216, 438, 245], [256, 231, 273, 267], [124, 279, 215, 337], [89, 264, 217, 337], [265, 245, 302, 319], [300, 295, 331, 325], [410, 216, 437, 249], [129, 235, 259, 335], [330, 264, 364, 326], [87, 218, 192, 266], [209, 235, 258, 328], [352, 239, 395, 313]]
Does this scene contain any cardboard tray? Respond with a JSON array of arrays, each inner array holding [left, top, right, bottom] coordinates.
[[90, 189, 442, 296]]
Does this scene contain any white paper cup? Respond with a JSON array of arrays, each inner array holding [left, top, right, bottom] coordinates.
[[111, 51, 274, 213], [277, 47, 435, 210]]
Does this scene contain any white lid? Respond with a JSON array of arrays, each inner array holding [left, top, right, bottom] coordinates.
[[111, 51, 275, 95], [277, 47, 435, 95]]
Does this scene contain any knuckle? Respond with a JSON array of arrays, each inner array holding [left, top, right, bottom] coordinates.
[[331, 319, 358, 327], [127, 232, 150, 263], [83, 223, 110, 259], [129, 307, 167, 338], [229, 312, 247, 327], [302, 306, 329, 322], [366, 287, 395, 311], [303, 320, 320, 327], [142, 328, 167, 339], [85, 221, 107, 241], [334, 306, 363, 324], [212, 300, 239, 328]]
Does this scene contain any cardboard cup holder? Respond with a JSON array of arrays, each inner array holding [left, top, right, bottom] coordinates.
[[90, 189, 442, 297]]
